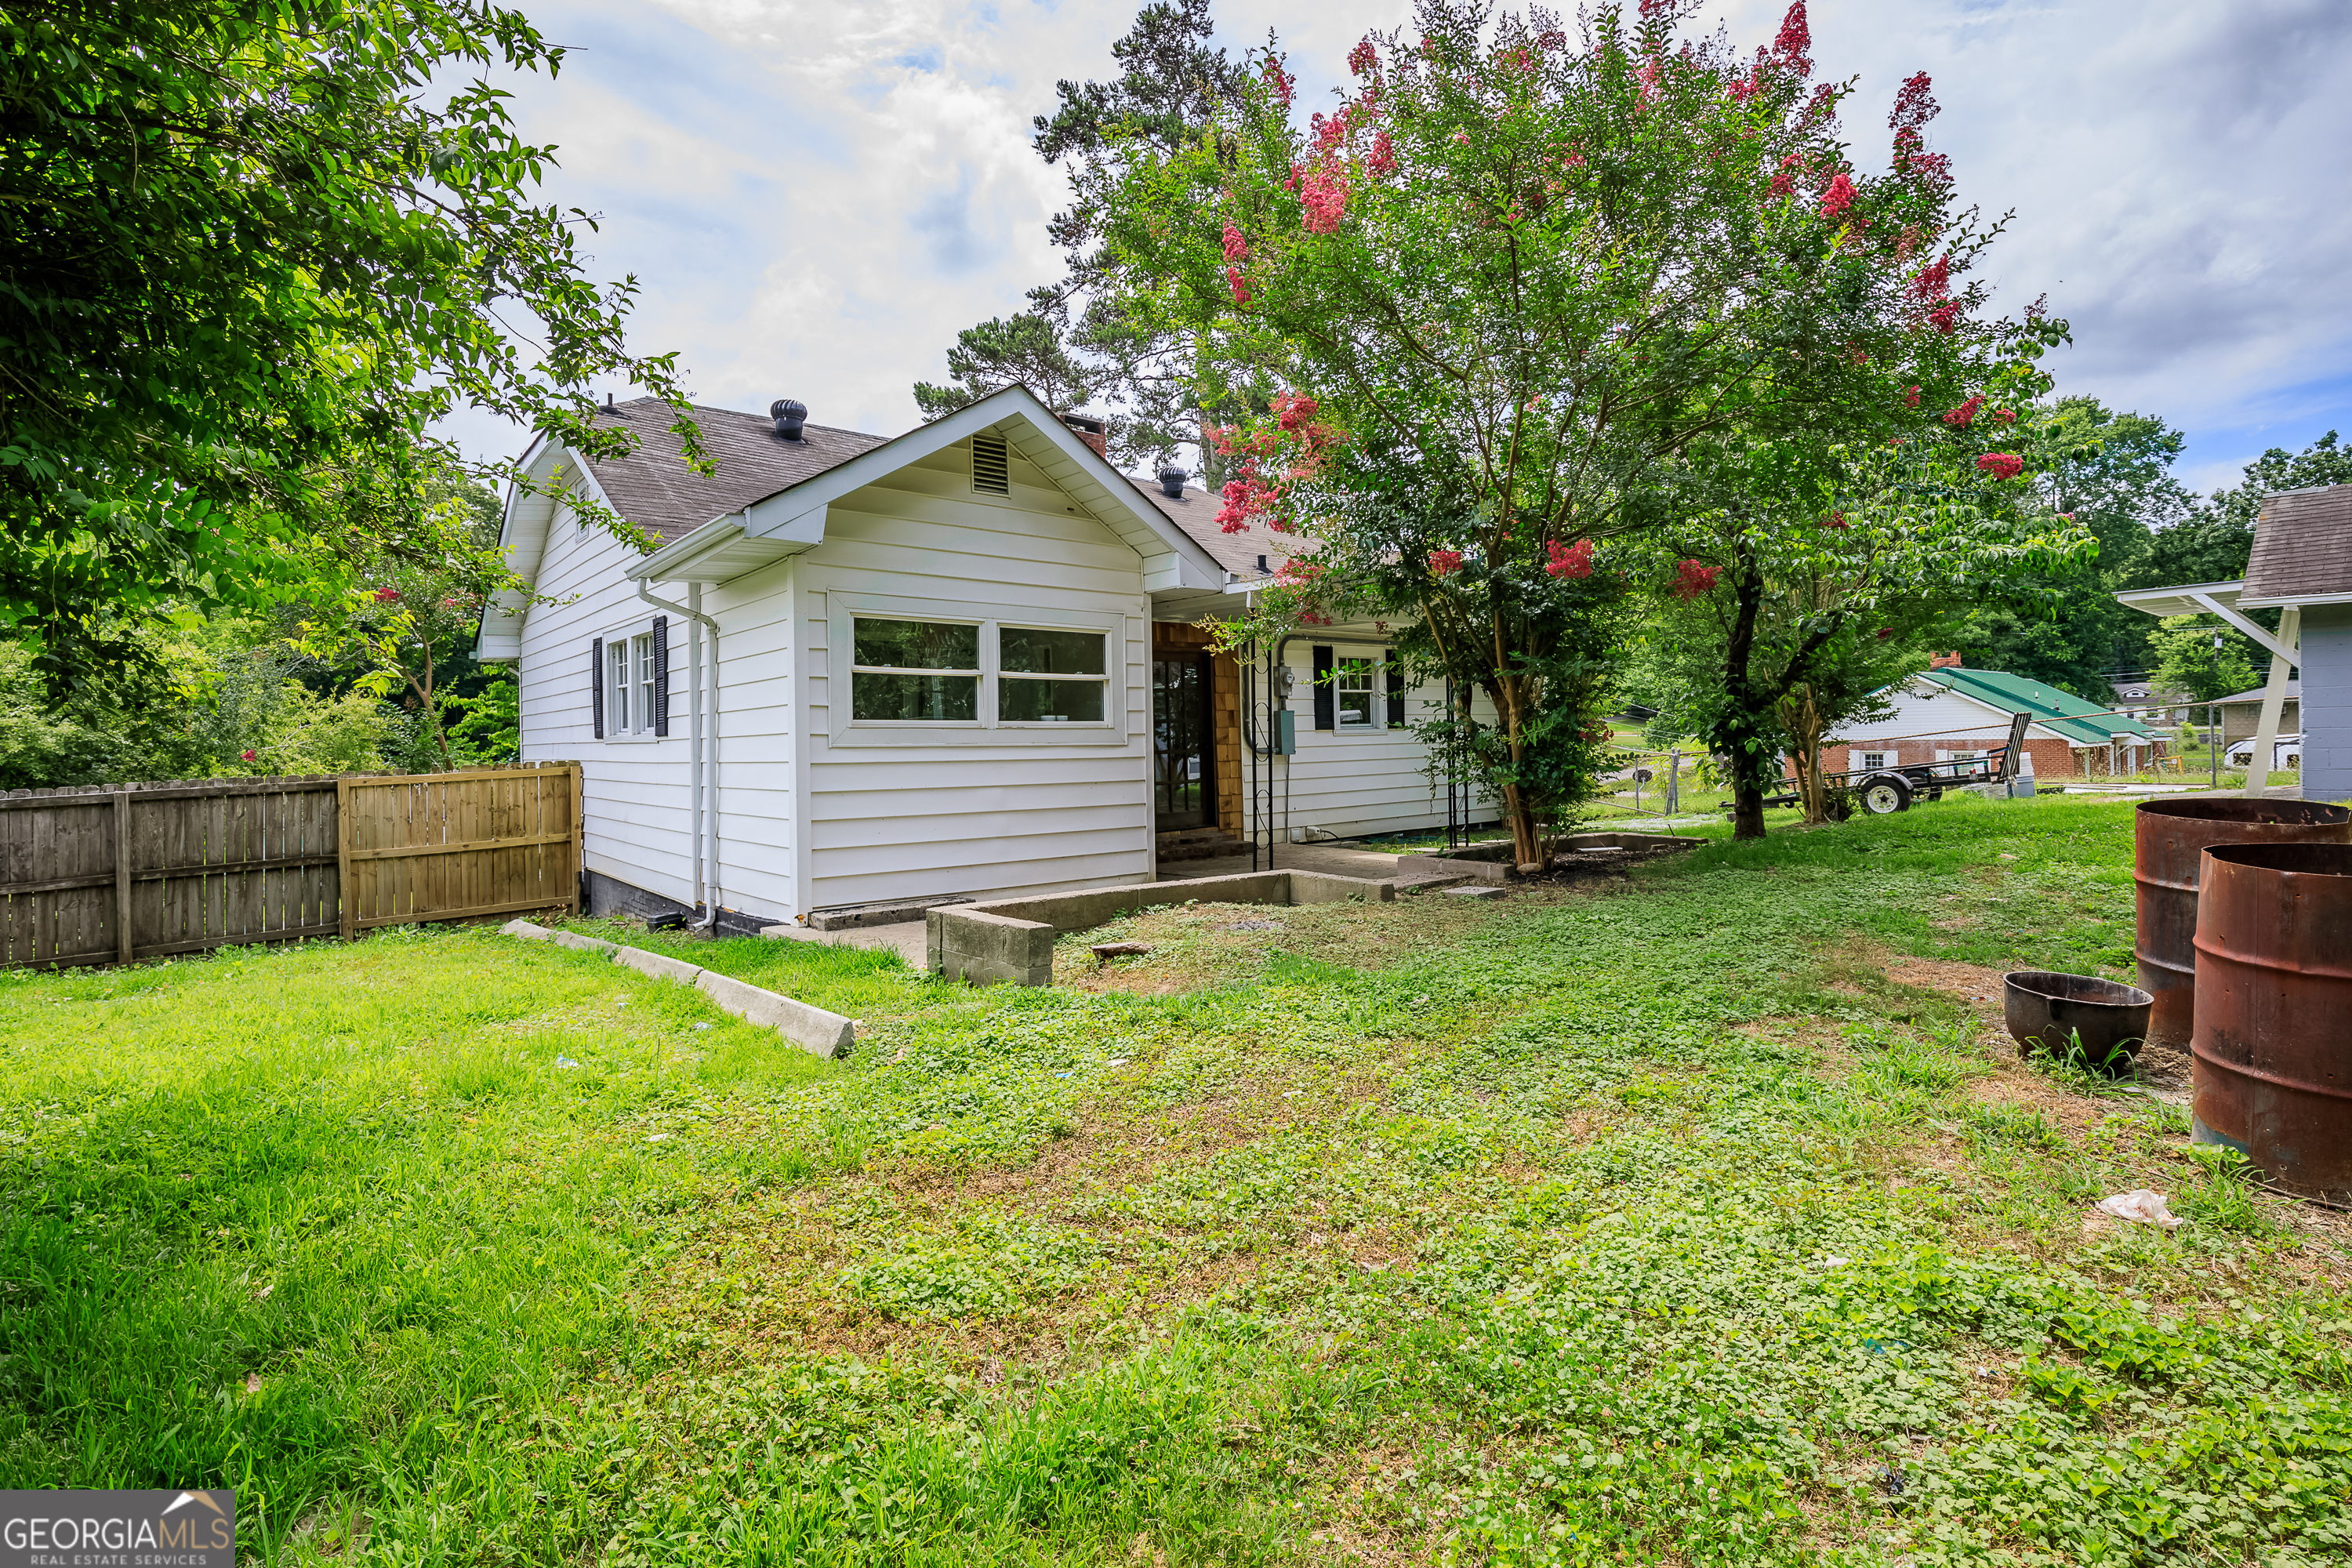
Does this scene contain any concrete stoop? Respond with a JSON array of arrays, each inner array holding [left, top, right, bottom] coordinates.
[[501, 919, 853, 1058], [927, 867, 1395, 986]]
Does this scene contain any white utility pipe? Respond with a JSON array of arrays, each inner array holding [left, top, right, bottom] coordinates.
[[635, 579, 720, 927]]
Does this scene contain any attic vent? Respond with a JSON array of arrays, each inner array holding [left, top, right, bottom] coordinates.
[[971, 434, 1011, 495]]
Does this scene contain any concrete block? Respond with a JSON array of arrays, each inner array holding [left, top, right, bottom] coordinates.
[[502, 918, 554, 941], [694, 968, 853, 1058], [1288, 870, 1396, 904], [1444, 884, 1508, 899], [1398, 853, 1507, 884], [549, 929, 617, 956], [929, 907, 1055, 985], [614, 945, 703, 985]]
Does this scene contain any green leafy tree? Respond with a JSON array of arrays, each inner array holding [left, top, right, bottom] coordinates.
[[2149, 615, 2257, 706], [0, 0, 695, 684], [1101, 0, 2084, 850], [1948, 397, 2194, 694]]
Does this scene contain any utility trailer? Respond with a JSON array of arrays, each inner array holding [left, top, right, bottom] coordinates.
[[1747, 710, 2034, 817]]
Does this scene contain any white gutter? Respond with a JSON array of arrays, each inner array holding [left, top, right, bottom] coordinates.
[[636, 579, 722, 930]]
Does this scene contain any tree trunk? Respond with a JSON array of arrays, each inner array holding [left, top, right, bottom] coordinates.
[[1720, 560, 1773, 841]]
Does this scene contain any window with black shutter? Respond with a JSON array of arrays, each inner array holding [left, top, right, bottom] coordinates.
[[1312, 645, 1335, 730], [1387, 668, 1406, 728]]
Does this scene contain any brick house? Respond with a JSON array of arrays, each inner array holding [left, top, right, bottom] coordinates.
[[1828, 662, 2168, 780]]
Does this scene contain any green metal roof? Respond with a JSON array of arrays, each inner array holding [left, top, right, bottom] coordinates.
[[1918, 666, 2166, 749]]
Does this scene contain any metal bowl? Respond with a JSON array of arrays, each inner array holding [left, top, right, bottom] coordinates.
[[2003, 970, 2154, 1065]]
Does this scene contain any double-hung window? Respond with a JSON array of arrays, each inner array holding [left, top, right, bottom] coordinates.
[[1334, 656, 1377, 727], [604, 629, 658, 735], [845, 614, 1111, 730]]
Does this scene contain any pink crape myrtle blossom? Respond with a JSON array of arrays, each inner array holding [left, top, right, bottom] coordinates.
[[1976, 452, 2024, 480], [1262, 56, 1294, 107], [1673, 560, 1721, 601], [1907, 254, 1950, 301], [1221, 220, 1247, 264], [1817, 171, 1856, 219], [1301, 166, 1349, 234], [1428, 549, 1465, 576], [1903, 386, 1921, 408], [1348, 38, 1377, 76], [1824, 510, 1848, 529], [1367, 129, 1398, 177], [1544, 538, 1595, 579], [1926, 299, 1961, 334], [1226, 266, 1249, 305], [1991, 407, 2016, 425], [1942, 394, 1984, 426]]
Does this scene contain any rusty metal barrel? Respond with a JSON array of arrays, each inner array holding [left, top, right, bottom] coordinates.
[[2191, 844, 2352, 1203], [2133, 799, 2350, 1046]]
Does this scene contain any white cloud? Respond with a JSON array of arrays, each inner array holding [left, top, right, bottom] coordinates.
[[440, 0, 2352, 493]]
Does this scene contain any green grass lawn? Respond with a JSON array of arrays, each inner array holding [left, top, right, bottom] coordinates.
[[2, 796, 2347, 1564]]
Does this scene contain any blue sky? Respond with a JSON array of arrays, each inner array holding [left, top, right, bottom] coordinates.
[[445, 0, 2352, 499]]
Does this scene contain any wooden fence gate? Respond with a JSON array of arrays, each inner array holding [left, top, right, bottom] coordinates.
[[0, 762, 579, 970]]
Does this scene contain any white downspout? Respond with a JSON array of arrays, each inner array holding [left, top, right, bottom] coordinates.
[[636, 579, 720, 927]]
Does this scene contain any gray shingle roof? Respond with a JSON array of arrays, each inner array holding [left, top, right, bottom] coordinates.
[[574, 398, 889, 541], [2244, 484, 2352, 604], [1130, 480, 1299, 579]]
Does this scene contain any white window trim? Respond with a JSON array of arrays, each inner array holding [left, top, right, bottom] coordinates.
[[1312, 644, 1396, 737], [826, 593, 1127, 747], [601, 620, 662, 742]]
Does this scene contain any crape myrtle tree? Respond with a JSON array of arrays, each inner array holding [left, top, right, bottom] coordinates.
[[0, 0, 695, 688], [1096, 0, 2086, 856]]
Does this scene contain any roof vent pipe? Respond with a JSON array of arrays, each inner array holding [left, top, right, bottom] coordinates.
[[771, 399, 808, 441], [1156, 464, 1187, 498]]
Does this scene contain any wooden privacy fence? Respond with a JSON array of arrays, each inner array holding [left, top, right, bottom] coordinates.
[[0, 762, 579, 970]]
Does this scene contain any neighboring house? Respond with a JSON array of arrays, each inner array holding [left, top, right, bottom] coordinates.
[[1829, 663, 2168, 779], [2211, 679, 2301, 745], [2225, 734, 2302, 771], [2118, 481, 2351, 797], [477, 385, 1480, 931]]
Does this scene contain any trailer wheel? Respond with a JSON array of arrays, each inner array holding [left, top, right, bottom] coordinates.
[[1859, 774, 1914, 815]]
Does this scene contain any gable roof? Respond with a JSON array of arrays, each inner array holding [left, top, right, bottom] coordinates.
[[2213, 678, 2301, 706], [629, 385, 1225, 593], [2241, 483, 2352, 608], [1916, 666, 2164, 747], [573, 399, 889, 542]]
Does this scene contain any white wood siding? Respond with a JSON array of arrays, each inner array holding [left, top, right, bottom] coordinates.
[[513, 499, 700, 908], [1264, 637, 1498, 840], [794, 442, 1155, 913]]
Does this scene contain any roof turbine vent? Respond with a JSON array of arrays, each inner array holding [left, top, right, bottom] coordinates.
[[1156, 464, 1188, 499], [771, 399, 808, 441]]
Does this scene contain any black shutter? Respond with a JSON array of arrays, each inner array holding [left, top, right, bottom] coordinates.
[[590, 637, 604, 739], [1387, 669, 1406, 728], [652, 617, 670, 736], [1312, 645, 1335, 731]]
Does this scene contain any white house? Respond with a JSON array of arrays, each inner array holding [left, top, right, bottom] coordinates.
[[479, 385, 1482, 931]]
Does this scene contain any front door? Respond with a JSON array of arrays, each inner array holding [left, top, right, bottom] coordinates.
[[1152, 654, 1213, 829]]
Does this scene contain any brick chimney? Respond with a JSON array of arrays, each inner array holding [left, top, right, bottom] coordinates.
[[1929, 652, 1963, 670], [1060, 412, 1108, 459]]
